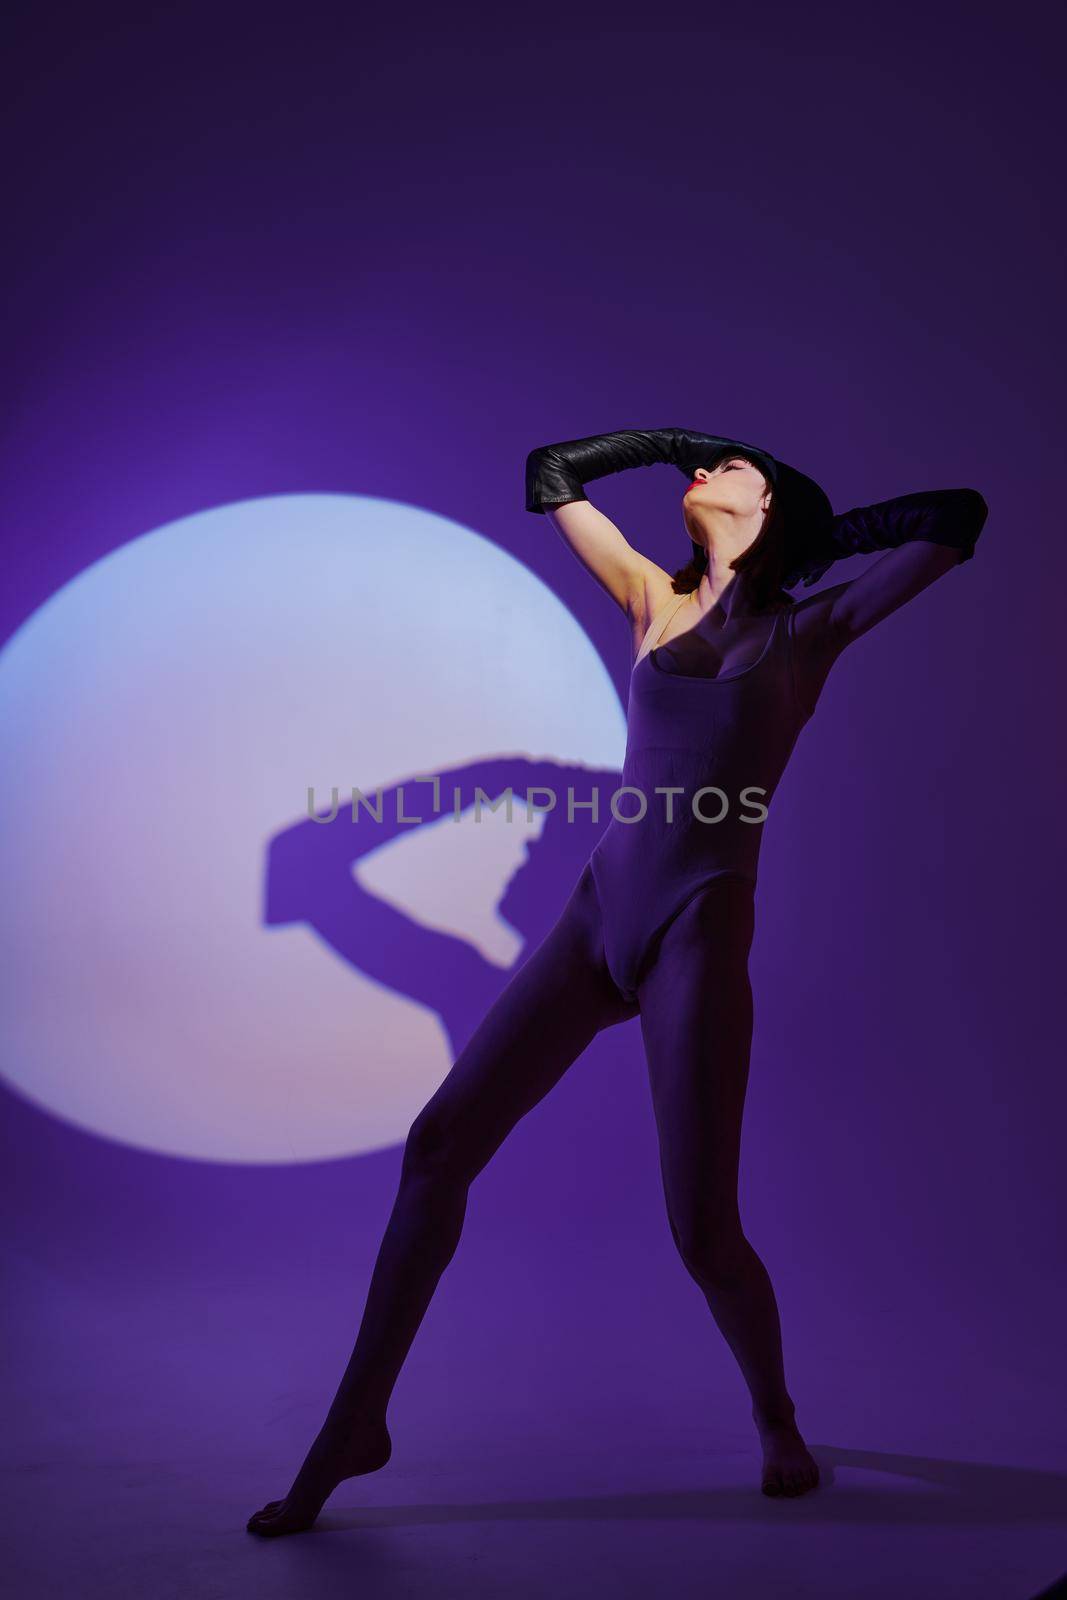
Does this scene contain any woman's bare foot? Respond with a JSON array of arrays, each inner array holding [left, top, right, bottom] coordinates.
[[755, 1409, 820, 1498], [246, 1411, 392, 1538]]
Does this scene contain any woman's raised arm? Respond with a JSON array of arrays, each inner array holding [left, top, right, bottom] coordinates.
[[540, 499, 667, 619], [788, 488, 989, 714], [525, 427, 686, 615], [822, 488, 988, 644]]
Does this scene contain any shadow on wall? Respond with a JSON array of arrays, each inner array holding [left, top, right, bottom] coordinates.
[[264, 753, 625, 1058]]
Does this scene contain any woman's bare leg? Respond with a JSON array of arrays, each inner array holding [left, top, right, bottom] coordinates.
[[636, 877, 819, 1498], [247, 863, 637, 1535]]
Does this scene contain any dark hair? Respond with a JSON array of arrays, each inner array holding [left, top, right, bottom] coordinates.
[[670, 489, 791, 611]]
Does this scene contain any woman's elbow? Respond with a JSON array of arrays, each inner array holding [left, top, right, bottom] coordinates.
[[943, 487, 989, 563]]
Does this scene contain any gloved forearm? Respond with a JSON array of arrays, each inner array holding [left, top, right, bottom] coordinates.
[[524, 425, 774, 514], [793, 487, 989, 589], [828, 488, 989, 564], [524, 427, 684, 514]]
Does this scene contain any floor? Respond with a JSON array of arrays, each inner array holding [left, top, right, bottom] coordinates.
[[6, 1252, 1065, 1600]]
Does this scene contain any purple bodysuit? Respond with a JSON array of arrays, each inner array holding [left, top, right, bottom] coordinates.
[[589, 594, 808, 1002]]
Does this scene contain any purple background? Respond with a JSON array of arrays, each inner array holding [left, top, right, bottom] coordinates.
[[4, 3, 1065, 1596]]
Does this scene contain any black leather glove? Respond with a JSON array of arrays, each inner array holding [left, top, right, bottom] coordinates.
[[795, 488, 989, 587], [525, 428, 684, 513], [524, 427, 769, 514]]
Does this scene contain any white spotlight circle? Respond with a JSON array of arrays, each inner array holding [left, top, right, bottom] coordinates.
[[0, 495, 625, 1163]]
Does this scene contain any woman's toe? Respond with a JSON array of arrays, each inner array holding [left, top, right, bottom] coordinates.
[[247, 1501, 283, 1527]]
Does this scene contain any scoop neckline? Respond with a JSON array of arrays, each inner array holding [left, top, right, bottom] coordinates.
[[645, 610, 782, 684]]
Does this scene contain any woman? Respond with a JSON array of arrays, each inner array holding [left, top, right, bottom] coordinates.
[[247, 426, 988, 1534]]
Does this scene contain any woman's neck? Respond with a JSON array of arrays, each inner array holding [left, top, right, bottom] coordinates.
[[691, 564, 760, 627]]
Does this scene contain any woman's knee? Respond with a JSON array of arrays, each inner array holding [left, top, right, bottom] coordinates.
[[673, 1215, 751, 1290], [404, 1084, 508, 1185], [403, 1103, 470, 1182]]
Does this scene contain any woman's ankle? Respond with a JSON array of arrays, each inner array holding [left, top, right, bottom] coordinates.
[[324, 1393, 389, 1432], [752, 1399, 797, 1432]]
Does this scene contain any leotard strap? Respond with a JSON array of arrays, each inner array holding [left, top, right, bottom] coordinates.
[[632, 591, 691, 673]]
